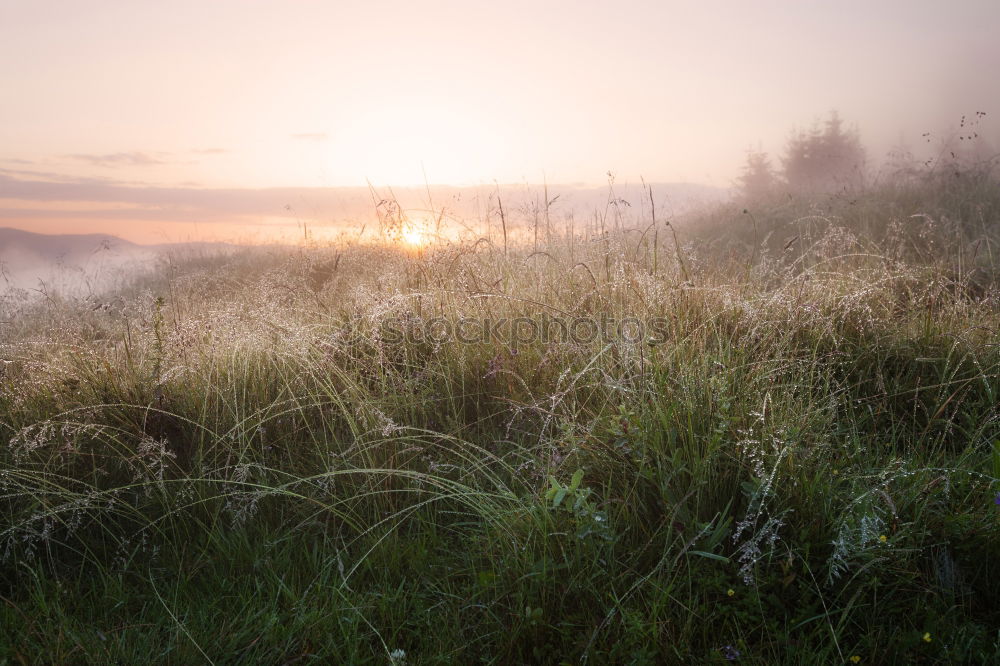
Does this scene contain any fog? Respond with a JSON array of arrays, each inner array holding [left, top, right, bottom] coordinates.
[[0, 227, 159, 297], [1, 0, 998, 242]]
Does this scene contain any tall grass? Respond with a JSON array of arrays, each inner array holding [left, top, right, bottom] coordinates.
[[1, 172, 999, 663]]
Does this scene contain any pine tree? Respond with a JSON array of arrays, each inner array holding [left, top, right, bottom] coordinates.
[[783, 111, 865, 192], [737, 148, 779, 200]]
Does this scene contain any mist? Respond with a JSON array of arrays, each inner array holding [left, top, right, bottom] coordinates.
[[2, 1, 998, 245], [4, 2, 1000, 661]]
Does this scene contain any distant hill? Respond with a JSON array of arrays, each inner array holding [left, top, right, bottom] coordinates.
[[0, 227, 228, 296], [0, 226, 145, 258]]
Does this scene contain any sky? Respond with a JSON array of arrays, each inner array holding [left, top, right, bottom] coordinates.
[[1, 0, 998, 243]]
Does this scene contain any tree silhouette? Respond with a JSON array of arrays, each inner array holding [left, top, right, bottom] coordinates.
[[783, 111, 865, 192], [737, 148, 779, 199]]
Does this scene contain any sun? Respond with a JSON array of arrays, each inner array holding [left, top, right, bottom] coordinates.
[[400, 223, 428, 247]]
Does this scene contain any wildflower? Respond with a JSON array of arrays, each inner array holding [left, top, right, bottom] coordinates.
[[994, 493, 1000, 506], [727, 588, 735, 597], [849, 656, 861, 664], [832, 469, 839, 476], [879, 535, 887, 544], [923, 632, 932, 643], [719, 645, 740, 661], [389, 648, 407, 663]]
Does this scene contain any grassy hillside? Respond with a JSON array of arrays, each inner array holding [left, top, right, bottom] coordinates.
[[1, 173, 999, 663]]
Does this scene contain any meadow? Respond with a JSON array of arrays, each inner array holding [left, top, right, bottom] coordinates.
[[1, 167, 999, 664]]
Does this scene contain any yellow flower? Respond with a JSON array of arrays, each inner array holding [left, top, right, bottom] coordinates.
[[832, 469, 839, 476], [849, 656, 861, 664], [879, 535, 887, 543], [923, 632, 932, 643], [727, 589, 735, 597]]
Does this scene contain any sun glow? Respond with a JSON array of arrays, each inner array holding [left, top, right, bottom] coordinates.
[[325, 103, 510, 186], [400, 222, 429, 247]]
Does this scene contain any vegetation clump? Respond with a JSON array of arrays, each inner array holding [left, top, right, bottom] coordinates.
[[1, 164, 999, 663]]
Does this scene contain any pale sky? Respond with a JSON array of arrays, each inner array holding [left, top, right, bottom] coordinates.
[[1, 0, 998, 242]]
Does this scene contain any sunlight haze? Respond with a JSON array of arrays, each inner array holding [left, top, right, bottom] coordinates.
[[1, 0, 998, 241], [3, 3, 1000, 660]]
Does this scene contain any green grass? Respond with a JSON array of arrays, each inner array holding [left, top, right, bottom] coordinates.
[[2, 173, 1000, 664]]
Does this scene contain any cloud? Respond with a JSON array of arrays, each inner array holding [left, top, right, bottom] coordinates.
[[0, 171, 374, 222], [0, 167, 149, 187], [64, 151, 171, 167], [0, 171, 726, 232], [191, 148, 228, 155], [290, 133, 328, 141]]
